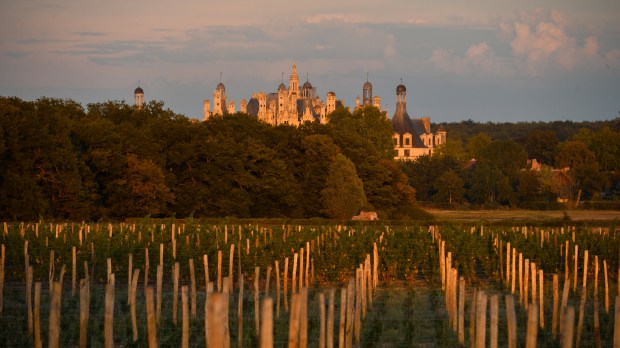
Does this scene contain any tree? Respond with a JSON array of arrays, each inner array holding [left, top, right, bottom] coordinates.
[[555, 141, 602, 202], [433, 170, 465, 205], [433, 139, 467, 161], [466, 133, 492, 160], [108, 154, 175, 217], [321, 154, 367, 219], [523, 129, 558, 165]]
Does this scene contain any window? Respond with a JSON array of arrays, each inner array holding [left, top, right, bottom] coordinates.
[[404, 150, 410, 157], [393, 138, 398, 146], [405, 138, 410, 146]]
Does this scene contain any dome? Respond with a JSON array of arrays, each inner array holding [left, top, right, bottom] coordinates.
[[216, 82, 225, 92], [278, 82, 287, 91], [134, 86, 144, 94], [396, 84, 406, 94], [302, 81, 312, 89], [363, 81, 372, 89]]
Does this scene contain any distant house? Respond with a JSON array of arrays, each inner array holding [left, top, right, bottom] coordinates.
[[391, 84, 446, 160]]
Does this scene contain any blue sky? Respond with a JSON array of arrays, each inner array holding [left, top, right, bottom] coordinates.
[[1, 0, 619, 122]]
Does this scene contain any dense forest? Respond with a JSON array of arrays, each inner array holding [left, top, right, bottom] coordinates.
[[0, 96, 618, 221]]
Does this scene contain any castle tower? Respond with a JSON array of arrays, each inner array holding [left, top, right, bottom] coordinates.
[[363, 78, 372, 107], [134, 85, 144, 110], [203, 99, 211, 121], [302, 80, 313, 99], [277, 82, 288, 119], [240, 99, 247, 114], [326, 91, 336, 115], [227, 101, 236, 114], [373, 95, 381, 109], [257, 92, 267, 120], [355, 96, 360, 109], [289, 64, 299, 98], [213, 82, 227, 116]]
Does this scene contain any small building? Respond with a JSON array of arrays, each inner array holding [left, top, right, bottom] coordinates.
[[391, 83, 445, 160]]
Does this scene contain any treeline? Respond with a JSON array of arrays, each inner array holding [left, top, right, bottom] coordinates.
[[0, 97, 420, 220], [439, 118, 619, 144], [404, 120, 620, 209]]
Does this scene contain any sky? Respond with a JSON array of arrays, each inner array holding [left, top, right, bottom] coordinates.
[[1, 0, 619, 122]]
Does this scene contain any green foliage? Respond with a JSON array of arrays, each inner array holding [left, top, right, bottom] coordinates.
[[466, 132, 491, 160], [321, 154, 367, 219], [433, 170, 465, 205]]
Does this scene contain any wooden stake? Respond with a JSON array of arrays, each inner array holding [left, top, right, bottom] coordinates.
[[127, 253, 132, 303], [0, 244, 4, 318], [475, 290, 487, 348], [458, 277, 465, 345], [576, 284, 587, 348], [519, 253, 523, 303], [490, 294, 498, 348], [104, 274, 115, 348], [525, 304, 538, 348], [173, 262, 180, 325], [204, 254, 210, 289], [156, 264, 163, 327], [470, 288, 477, 348], [284, 257, 289, 311], [182, 286, 189, 348], [146, 287, 158, 348], [525, 259, 530, 307], [144, 248, 149, 292], [131, 269, 140, 342], [207, 293, 229, 348], [229, 244, 235, 293], [292, 253, 298, 295], [505, 295, 517, 348], [561, 305, 575, 348], [553, 274, 559, 338], [26, 266, 33, 336], [512, 248, 516, 293], [217, 250, 223, 292], [289, 294, 301, 348], [582, 250, 589, 290], [346, 279, 355, 348], [260, 297, 274, 348], [339, 288, 346, 348], [605, 260, 609, 314], [190, 259, 196, 318], [574, 245, 578, 292], [275, 261, 281, 318], [539, 270, 544, 328], [614, 296, 620, 348], [238, 274, 244, 348], [319, 292, 326, 348], [560, 277, 570, 336], [255, 266, 260, 333], [73, 247, 77, 297], [299, 248, 304, 292], [49, 281, 62, 348], [328, 289, 335, 348], [265, 266, 272, 298], [34, 282, 42, 348], [300, 287, 308, 348], [79, 278, 89, 348]]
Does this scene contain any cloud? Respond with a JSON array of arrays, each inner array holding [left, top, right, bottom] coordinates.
[[504, 9, 609, 75], [430, 42, 509, 76]]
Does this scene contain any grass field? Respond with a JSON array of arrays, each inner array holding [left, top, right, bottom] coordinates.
[[427, 209, 620, 222]]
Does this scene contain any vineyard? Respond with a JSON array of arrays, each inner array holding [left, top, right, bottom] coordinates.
[[0, 220, 619, 347]]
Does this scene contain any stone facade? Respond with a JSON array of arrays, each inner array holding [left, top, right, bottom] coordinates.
[[195, 65, 447, 161], [203, 64, 363, 126], [391, 84, 446, 160]]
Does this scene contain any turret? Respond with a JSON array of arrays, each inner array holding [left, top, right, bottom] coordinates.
[[134, 86, 144, 110]]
